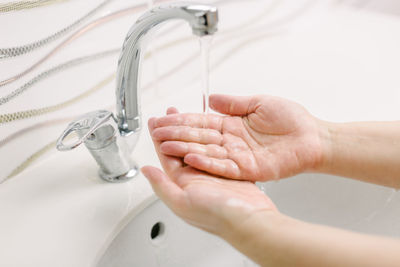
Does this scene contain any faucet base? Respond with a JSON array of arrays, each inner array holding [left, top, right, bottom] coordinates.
[[99, 164, 139, 183]]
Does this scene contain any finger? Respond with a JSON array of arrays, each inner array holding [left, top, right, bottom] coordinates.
[[160, 141, 228, 159], [166, 107, 179, 115], [154, 113, 223, 131], [184, 153, 241, 180], [148, 118, 183, 174], [152, 126, 223, 145], [209, 94, 258, 116], [141, 166, 185, 209], [148, 117, 158, 133]]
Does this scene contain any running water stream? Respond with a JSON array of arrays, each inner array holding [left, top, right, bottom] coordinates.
[[199, 36, 213, 114]]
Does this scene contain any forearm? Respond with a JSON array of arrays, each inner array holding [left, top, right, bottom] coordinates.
[[317, 121, 400, 188], [222, 210, 400, 267]]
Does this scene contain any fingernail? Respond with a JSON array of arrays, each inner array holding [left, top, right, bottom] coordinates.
[[141, 167, 149, 177], [209, 100, 215, 109], [148, 117, 158, 130], [159, 142, 168, 153]]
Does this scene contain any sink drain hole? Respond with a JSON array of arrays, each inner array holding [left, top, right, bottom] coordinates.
[[151, 222, 165, 240]]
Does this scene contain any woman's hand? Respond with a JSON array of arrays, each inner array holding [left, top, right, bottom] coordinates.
[[143, 107, 400, 267], [150, 94, 326, 182], [142, 107, 277, 237]]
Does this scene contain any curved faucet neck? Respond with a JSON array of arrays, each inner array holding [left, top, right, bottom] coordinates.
[[115, 3, 218, 137]]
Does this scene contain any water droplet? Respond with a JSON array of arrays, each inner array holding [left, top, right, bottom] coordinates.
[[256, 182, 267, 194]]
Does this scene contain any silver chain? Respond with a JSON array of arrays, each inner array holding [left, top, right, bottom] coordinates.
[[0, 0, 112, 59], [0, 48, 119, 105], [0, 0, 69, 13], [0, 73, 115, 124], [4, 140, 56, 181]]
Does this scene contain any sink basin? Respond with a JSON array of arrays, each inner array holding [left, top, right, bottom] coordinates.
[[98, 199, 257, 267]]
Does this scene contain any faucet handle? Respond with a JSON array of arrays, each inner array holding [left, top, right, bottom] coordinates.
[[56, 110, 114, 151], [56, 110, 138, 183]]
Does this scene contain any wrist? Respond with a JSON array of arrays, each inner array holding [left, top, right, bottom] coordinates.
[[313, 119, 337, 174], [218, 209, 289, 265], [218, 209, 277, 242]]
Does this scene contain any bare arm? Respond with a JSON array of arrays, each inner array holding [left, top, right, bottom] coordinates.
[[318, 121, 400, 188], [223, 209, 400, 267]]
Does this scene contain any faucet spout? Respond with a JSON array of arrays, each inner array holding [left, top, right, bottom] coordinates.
[[116, 3, 218, 137], [57, 3, 218, 183]]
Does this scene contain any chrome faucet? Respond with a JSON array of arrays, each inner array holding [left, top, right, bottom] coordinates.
[[56, 3, 219, 182]]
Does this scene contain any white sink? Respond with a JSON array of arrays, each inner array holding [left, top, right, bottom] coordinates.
[[96, 175, 399, 267], [98, 199, 257, 267]]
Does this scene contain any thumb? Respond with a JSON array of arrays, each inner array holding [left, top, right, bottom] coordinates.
[[209, 94, 257, 116], [141, 166, 184, 209]]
